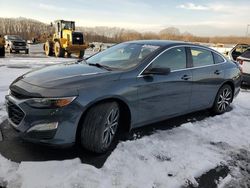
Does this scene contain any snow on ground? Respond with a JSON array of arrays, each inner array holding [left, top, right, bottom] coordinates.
[[0, 67, 31, 122], [0, 45, 250, 188]]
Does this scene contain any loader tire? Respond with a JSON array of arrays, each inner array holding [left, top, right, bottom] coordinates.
[[0, 47, 5, 57], [54, 41, 65, 57], [44, 41, 53, 56], [78, 50, 85, 59]]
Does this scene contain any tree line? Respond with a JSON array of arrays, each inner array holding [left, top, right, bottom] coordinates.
[[0, 17, 250, 44]]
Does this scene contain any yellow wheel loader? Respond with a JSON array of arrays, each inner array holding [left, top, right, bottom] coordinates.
[[44, 20, 92, 58], [0, 35, 5, 57]]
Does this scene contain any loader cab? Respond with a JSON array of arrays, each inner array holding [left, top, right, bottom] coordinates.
[[54, 20, 75, 38]]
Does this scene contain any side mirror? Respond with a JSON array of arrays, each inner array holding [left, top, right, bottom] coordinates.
[[143, 67, 171, 76]]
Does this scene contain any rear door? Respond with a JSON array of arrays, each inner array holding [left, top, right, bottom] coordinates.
[[136, 46, 192, 125], [189, 47, 226, 109]]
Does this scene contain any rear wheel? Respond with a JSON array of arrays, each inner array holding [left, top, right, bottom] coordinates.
[[66, 52, 71, 58], [78, 50, 85, 59], [80, 102, 120, 153], [44, 41, 53, 56], [54, 41, 65, 57], [0, 47, 5, 57], [25, 49, 29, 54], [212, 84, 233, 114]]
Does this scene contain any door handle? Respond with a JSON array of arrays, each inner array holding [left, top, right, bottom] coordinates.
[[181, 75, 192, 80], [214, 70, 222, 75]]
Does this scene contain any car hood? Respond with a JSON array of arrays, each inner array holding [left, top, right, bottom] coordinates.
[[17, 62, 117, 89]]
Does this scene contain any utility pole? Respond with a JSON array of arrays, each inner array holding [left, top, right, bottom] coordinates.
[[246, 24, 250, 37]]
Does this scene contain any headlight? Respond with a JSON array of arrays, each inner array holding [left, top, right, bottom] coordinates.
[[25, 96, 76, 109]]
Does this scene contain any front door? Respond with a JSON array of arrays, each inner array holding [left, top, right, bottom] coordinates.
[[136, 47, 192, 125]]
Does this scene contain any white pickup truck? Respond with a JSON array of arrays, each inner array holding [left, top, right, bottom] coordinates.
[[229, 44, 250, 86]]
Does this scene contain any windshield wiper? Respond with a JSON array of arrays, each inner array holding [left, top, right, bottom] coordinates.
[[87, 63, 113, 71]]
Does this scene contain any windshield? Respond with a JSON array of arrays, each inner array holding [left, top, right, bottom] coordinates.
[[62, 22, 75, 30], [7, 35, 22, 40], [86, 43, 160, 70]]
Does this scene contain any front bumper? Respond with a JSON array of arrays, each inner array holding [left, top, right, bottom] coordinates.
[[12, 45, 28, 51], [5, 95, 83, 146]]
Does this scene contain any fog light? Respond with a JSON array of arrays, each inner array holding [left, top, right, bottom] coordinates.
[[27, 122, 58, 132]]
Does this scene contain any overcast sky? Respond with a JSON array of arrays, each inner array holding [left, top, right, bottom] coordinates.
[[0, 0, 249, 36]]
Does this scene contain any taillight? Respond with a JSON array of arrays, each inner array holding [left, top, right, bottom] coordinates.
[[236, 58, 244, 73], [237, 58, 244, 65]]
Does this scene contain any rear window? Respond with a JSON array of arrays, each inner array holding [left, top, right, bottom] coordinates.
[[191, 47, 214, 67], [241, 49, 250, 59], [213, 53, 225, 64]]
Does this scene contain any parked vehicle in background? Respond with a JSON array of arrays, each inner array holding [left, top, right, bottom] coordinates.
[[0, 35, 5, 57], [235, 48, 250, 86], [6, 40, 241, 153], [210, 43, 233, 57], [228, 44, 250, 61], [4, 35, 29, 54], [44, 20, 93, 58]]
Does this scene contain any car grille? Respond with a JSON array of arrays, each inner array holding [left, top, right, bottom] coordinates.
[[7, 100, 25, 125], [72, 33, 84, 45], [13, 41, 26, 46]]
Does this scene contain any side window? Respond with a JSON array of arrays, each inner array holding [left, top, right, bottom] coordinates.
[[151, 47, 186, 71], [213, 53, 225, 64], [191, 47, 214, 67]]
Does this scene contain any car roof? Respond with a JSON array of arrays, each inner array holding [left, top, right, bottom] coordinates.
[[125, 40, 205, 48]]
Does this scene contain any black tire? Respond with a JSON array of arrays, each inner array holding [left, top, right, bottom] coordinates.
[[9, 48, 12, 53], [25, 49, 29, 54], [80, 102, 120, 153], [0, 47, 5, 57], [212, 84, 233, 114], [78, 50, 85, 59], [66, 52, 71, 58], [54, 41, 65, 57], [44, 41, 53, 56]]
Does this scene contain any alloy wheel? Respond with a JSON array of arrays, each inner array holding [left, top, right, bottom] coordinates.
[[217, 87, 232, 112], [102, 108, 119, 146]]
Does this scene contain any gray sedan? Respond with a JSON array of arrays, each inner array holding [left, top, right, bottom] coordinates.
[[5, 40, 241, 153]]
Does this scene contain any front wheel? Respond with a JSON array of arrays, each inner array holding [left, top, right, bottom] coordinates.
[[54, 41, 65, 57], [80, 102, 120, 153], [44, 41, 53, 56], [212, 84, 233, 114]]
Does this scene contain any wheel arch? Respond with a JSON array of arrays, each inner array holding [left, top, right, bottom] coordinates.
[[75, 97, 132, 143], [221, 80, 235, 99], [212, 80, 235, 107]]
